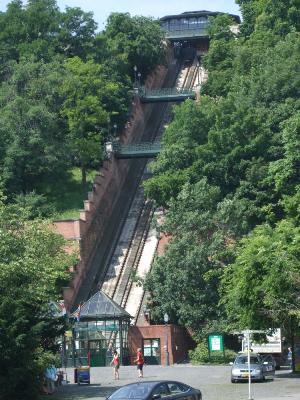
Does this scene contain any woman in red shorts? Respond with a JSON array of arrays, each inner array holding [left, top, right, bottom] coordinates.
[[110, 350, 120, 380], [135, 348, 144, 378]]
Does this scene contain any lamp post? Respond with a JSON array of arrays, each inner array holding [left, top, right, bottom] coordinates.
[[133, 65, 137, 85], [107, 116, 111, 138], [164, 313, 169, 366], [143, 305, 150, 323], [197, 61, 200, 86], [113, 123, 117, 137]]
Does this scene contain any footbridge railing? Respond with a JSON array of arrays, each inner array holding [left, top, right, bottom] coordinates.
[[105, 141, 161, 159], [164, 26, 209, 40], [138, 86, 196, 103]]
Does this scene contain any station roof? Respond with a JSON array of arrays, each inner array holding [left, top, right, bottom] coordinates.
[[160, 10, 241, 24], [73, 290, 132, 321]]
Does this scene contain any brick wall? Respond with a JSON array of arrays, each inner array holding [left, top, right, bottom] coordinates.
[[128, 324, 195, 365], [53, 64, 170, 310]]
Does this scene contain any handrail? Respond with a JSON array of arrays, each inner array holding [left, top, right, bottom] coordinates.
[[112, 202, 153, 306], [121, 206, 154, 310], [139, 87, 194, 97], [110, 199, 146, 300], [113, 141, 161, 153], [165, 26, 208, 38]]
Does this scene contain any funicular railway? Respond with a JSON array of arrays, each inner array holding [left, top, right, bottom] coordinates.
[[98, 63, 196, 325], [69, 10, 240, 366], [74, 11, 222, 315]]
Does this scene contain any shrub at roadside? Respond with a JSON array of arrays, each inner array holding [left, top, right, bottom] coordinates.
[[189, 342, 236, 365]]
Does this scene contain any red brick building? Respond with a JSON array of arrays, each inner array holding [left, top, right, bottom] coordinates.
[[128, 324, 195, 365]]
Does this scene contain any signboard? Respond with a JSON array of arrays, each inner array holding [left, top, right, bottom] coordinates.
[[242, 329, 282, 353], [209, 335, 223, 352]]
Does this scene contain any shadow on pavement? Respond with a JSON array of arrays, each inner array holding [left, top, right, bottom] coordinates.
[[53, 384, 119, 399], [275, 372, 300, 379]]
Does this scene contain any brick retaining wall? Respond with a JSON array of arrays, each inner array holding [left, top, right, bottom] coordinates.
[[53, 63, 170, 310]]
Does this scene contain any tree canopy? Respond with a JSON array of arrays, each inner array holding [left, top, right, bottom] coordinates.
[[0, 1, 166, 397], [144, 2, 300, 339], [0, 0, 165, 208], [0, 196, 75, 400]]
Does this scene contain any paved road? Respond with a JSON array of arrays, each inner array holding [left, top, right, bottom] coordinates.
[[53, 365, 300, 400]]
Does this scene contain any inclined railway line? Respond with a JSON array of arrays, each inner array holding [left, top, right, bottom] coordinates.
[[77, 57, 200, 324], [97, 58, 199, 323]]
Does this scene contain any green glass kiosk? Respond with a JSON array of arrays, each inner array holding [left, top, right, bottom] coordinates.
[[64, 291, 131, 367]]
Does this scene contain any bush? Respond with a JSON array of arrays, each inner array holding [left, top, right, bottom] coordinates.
[[189, 341, 236, 365]]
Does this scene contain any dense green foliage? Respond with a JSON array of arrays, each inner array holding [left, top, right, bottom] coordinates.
[[189, 342, 237, 365], [0, 0, 165, 212], [144, 0, 300, 340], [0, 1, 165, 397], [0, 196, 75, 400]]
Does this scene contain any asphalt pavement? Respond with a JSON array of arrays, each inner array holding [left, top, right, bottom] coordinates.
[[52, 365, 300, 400]]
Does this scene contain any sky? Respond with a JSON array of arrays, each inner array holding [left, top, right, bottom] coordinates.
[[0, 0, 241, 28]]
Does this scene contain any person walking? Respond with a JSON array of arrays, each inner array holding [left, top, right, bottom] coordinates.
[[135, 348, 144, 378], [110, 350, 120, 380], [44, 365, 57, 394], [287, 347, 293, 369]]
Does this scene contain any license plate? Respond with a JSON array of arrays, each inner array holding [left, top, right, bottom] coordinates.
[[242, 373, 249, 377]]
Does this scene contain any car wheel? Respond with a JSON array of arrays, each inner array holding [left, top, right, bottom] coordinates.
[[231, 378, 236, 383]]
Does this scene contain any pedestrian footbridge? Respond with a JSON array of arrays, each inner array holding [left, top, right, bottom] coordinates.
[[106, 141, 161, 159], [138, 87, 196, 103]]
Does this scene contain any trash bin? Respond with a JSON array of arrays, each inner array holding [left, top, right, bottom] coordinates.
[[77, 366, 90, 385]]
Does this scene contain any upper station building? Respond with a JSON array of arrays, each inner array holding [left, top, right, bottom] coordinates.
[[160, 10, 241, 59]]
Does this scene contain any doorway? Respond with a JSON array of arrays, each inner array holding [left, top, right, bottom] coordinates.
[[143, 339, 161, 365], [88, 340, 106, 366]]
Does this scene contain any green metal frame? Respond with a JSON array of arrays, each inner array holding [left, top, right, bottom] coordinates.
[[164, 26, 209, 40], [138, 87, 196, 103], [113, 141, 161, 159]]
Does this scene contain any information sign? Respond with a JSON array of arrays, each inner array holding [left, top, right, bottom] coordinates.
[[208, 334, 223, 352]]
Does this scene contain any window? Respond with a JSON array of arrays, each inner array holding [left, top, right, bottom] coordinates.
[[198, 17, 207, 24], [235, 356, 261, 365], [110, 384, 153, 399], [167, 382, 189, 394], [189, 17, 198, 26], [152, 384, 170, 397], [143, 339, 160, 357]]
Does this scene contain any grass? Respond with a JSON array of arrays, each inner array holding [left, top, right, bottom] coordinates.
[[40, 168, 98, 221]]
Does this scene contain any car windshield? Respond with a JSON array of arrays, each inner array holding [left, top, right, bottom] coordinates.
[[235, 356, 260, 365], [109, 383, 154, 399]]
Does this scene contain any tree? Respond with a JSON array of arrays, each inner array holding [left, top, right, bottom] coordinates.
[[60, 57, 131, 184], [144, 1, 300, 336], [0, 58, 70, 195], [104, 13, 165, 79], [57, 7, 97, 59], [0, 197, 75, 400], [221, 219, 300, 331], [145, 180, 229, 336]]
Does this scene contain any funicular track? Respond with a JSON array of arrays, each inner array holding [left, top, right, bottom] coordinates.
[[99, 57, 199, 324], [78, 60, 180, 306], [77, 56, 199, 324]]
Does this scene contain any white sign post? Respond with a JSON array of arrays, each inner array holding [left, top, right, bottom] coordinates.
[[235, 329, 265, 400]]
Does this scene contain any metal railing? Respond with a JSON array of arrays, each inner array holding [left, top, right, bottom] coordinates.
[[139, 87, 195, 97], [112, 141, 161, 158], [164, 26, 208, 39]]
